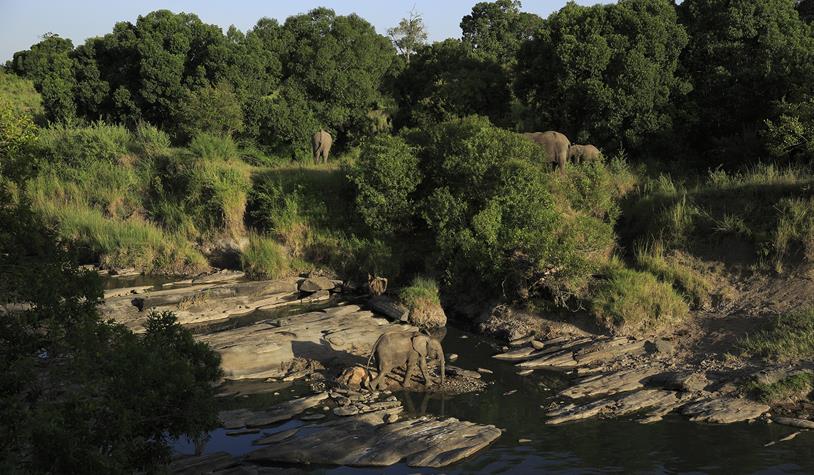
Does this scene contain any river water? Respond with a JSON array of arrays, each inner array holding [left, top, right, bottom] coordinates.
[[102, 276, 813, 474]]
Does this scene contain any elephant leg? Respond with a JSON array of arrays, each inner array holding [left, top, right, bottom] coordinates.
[[371, 362, 393, 390], [403, 354, 418, 386], [418, 357, 431, 386]]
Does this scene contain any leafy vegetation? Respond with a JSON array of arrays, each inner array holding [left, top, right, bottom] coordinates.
[[400, 276, 442, 308], [0, 198, 221, 472]]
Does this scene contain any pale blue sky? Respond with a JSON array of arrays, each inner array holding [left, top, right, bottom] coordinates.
[[0, 0, 612, 62]]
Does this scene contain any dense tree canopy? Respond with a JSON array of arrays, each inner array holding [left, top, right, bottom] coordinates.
[[461, 0, 543, 67], [516, 0, 691, 150], [678, 0, 814, 154]]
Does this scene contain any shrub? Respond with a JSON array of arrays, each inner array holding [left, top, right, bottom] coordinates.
[[36, 122, 132, 166], [241, 234, 289, 279], [177, 82, 244, 141], [132, 122, 171, 158], [188, 132, 239, 161], [0, 70, 44, 119], [740, 307, 814, 362], [0, 96, 39, 181], [349, 135, 421, 235], [591, 261, 689, 335]]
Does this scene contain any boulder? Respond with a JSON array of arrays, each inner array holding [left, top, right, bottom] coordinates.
[[407, 300, 447, 328], [337, 366, 369, 388], [299, 276, 336, 293], [368, 295, 409, 321], [647, 371, 709, 392]]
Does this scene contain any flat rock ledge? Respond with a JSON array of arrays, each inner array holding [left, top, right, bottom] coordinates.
[[245, 410, 502, 468], [497, 335, 772, 426]]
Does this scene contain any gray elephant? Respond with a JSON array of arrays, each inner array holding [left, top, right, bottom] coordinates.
[[367, 331, 445, 390], [312, 129, 332, 163], [522, 131, 571, 172], [568, 144, 603, 164]]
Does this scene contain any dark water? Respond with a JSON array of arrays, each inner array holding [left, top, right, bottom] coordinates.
[[100, 273, 182, 290], [98, 275, 813, 474]]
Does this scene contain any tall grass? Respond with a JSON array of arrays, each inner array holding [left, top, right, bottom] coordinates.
[[0, 70, 43, 118], [400, 276, 441, 308], [189, 132, 238, 161], [36, 122, 132, 165], [634, 240, 711, 307], [240, 234, 289, 279], [740, 307, 814, 362], [591, 260, 689, 335]]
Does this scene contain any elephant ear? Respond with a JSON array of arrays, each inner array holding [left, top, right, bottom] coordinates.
[[411, 335, 429, 357]]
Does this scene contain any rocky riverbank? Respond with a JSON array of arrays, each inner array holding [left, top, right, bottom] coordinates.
[[101, 271, 499, 471]]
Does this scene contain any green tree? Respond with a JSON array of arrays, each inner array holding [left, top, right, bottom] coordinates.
[[178, 81, 245, 140], [281, 8, 397, 143], [394, 39, 512, 127], [460, 0, 543, 67], [678, 0, 814, 154], [350, 135, 421, 235], [0, 197, 222, 472], [515, 0, 691, 150], [388, 9, 429, 64], [9, 34, 77, 122]]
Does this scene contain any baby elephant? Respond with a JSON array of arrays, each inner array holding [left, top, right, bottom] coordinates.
[[568, 144, 603, 164], [367, 331, 445, 390]]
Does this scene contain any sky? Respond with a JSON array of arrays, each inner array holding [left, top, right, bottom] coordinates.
[[0, 0, 612, 62]]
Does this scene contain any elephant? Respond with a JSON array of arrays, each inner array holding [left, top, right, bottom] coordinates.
[[367, 331, 445, 390], [521, 131, 571, 173], [568, 144, 603, 164], [312, 129, 332, 163]]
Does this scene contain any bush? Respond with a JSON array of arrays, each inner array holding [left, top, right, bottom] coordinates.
[[740, 307, 814, 362], [177, 82, 244, 141], [0, 96, 39, 181], [188, 132, 239, 161], [241, 234, 289, 279], [0, 70, 44, 119], [591, 261, 689, 335], [36, 122, 132, 166], [349, 135, 421, 235], [132, 122, 171, 158]]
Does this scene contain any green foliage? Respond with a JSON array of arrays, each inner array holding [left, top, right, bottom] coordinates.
[[241, 234, 289, 279], [679, 0, 814, 154], [516, 0, 691, 150], [8, 33, 76, 122], [388, 9, 428, 63], [247, 83, 319, 158], [741, 307, 814, 362], [189, 132, 239, 161], [395, 39, 512, 127], [0, 201, 220, 471], [349, 135, 421, 235], [36, 122, 132, 166], [0, 71, 44, 119], [0, 96, 39, 182], [744, 372, 814, 404], [764, 97, 814, 162], [591, 260, 690, 334], [396, 117, 614, 304], [460, 0, 544, 67], [132, 121, 171, 158], [178, 82, 245, 141], [400, 276, 441, 307]]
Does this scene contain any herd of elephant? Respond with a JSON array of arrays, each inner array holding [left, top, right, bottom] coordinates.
[[312, 129, 602, 170]]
